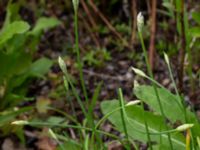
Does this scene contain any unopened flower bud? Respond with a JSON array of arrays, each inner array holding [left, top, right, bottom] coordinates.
[[58, 56, 67, 74], [132, 67, 147, 78], [12, 120, 28, 125], [72, 0, 79, 11], [164, 53, 170, 65], [137, 12, 144, 32], [176, 124, 194, 132], [126, 100, 141, 106]]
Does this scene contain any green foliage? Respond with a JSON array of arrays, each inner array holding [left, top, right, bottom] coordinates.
[[189, 11, 200, 38], [0, 2, 60, 137], [83, 48, 111, 67], [0, 21, 30, 46], [100, 81, 200, 148], [101, 100, 186, 149], [135, 85, 184, 123], [29, 17, 61, 36]]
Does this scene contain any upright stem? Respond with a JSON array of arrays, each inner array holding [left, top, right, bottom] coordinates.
[[118, 88, 131, 150], [149, 0, 157, 69], [178, 0, 186, 92], [138, 31, 173, 149], [74, 9, 89, 105], [74, 6, 101, 148], [130, 0, 137, 45]]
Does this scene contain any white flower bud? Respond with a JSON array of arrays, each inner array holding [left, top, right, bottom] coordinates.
[[12, 120, 28, 125], [58, 56, 67, 74], [126, 100, 141, 106], [176, 124, 194, 132], [164, 53, 170, 65], [132, 67, 147, 78], [72, 0, 79, 11], [137, 12, 144, 32]]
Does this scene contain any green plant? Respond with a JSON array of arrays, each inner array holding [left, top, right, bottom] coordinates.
[[100, 12, 200, 149], [0, 2, 60, 136], [83, 48, 111, 67], [9, 1, 200, 150]]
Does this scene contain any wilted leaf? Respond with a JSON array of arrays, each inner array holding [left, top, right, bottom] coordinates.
[[36, 97, 51, 114]]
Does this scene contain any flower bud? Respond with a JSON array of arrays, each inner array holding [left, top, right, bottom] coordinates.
[[126, 100, 141, 106], [132, 67, 147, 78], [176, 124, 194, 132], [72, 0, 79, 11], [164, 53, 170, 65], [58, 56, 67, 74], [137, 12, 144, 32], [12, 120, 28, 125]]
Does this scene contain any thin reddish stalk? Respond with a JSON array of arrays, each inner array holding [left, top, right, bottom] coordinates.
[[149, 0, 157, 69]]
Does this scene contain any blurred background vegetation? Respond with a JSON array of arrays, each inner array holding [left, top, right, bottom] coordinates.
[[0, 0, 200, 149]]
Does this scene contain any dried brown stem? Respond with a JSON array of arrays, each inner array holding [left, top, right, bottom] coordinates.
[[80, 0, 100, 48], [80, 0, 98, 29], [149, 0, 157, 70], [130, 0, 137, 46], [88, 0, 128, 47], [78, 12, 100, 48]]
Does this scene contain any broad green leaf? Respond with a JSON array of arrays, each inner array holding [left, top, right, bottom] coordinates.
[[29, 57, 53, 77], [101, 100, 185, 149], [30, 17, 61, 35], [192, 12, 200, 24], [0, 21, 30, 45], [134, 85, 200, 137], [3, 3, 20, 27], [134, 85, 184, 123], [0, 51, 31, 81]]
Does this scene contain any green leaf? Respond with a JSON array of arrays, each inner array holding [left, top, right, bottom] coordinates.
[[189, 27, 200, 38], [0, 21, 30, 45], [134, 85, 200, 137], [3, 3, 20, 27], [101, 100, 185, 149], [30, 17, 61, 35], [57, 141, 81, 150], [0, 51, 31, 82], [0, 106, 32, 127], [29, 57, 53, 78], [134, 85, 184, 123], [192, 12, 200, 24]]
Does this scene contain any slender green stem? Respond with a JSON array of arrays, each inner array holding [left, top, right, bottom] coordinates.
[[22, 121, 125, 146], [74, 5, 101, 148], [65, 72, 88, 117], [74, 5, 99, 144], [165, 55, 187, 122], [118, 88, 131, 150], [165, 54, 197, 150], [47, 106, 78, 124], [138, 30, 173, 149], [74, 9, 89, 105]]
